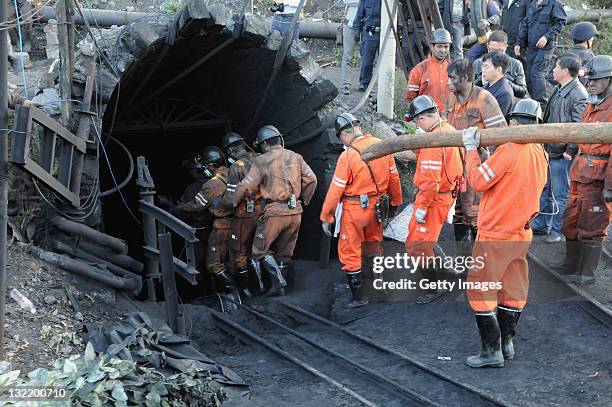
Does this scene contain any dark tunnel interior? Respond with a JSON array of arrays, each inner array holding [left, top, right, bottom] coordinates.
[[98, 16, 338, 297]]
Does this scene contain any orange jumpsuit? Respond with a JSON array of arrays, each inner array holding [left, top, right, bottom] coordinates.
[[465, 143, 547, 312], [406, 55, 451, 110], [406, 121, 463, 257], [562, 96, 612, 242], [180, 167, 234, 275], [320, 135, 403, 272], [445, 85, 507, 230], [223, 150, 264, 270], [232, 145, 317, 263]]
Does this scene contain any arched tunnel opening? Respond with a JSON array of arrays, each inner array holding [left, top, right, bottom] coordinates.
[[96, 4, 338, 299]]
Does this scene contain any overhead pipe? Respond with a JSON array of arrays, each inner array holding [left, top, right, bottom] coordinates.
[[17, 242, 142, 295], [50, 216, 129, 254], [35, 6, 611, 38]]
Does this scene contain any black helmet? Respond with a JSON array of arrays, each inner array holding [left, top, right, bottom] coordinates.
[[429, 28, 452, 45], [197, 146, 225, 167], [221, 132, 244, 151], [584, 55, 612, 80], [509, 98, 542, 122], [571, 22, 598, 42], [405, 95, 438, 122], [334, 113, 360, 137], [255, 125, 282, 146]]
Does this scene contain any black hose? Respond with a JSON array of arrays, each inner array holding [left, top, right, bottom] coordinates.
[[99, 136, 134, 198]]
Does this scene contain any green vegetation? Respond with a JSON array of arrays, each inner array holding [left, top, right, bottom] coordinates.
[[161, 0, 183, 15]]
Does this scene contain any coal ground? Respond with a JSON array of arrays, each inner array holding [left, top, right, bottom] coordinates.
[[181, 236, 611, 407]]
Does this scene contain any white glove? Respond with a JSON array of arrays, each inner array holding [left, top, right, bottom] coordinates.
[[462, 127, 480, 152], [415, 208, 427, 224], [322, 222, 332, 237]]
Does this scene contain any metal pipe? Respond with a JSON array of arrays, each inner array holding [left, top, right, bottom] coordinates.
[[76, 239, 144, 273], [39, 6, 151, 26], [51, 216, 129, 254], [17, 242, 142, 294], [0, 0, 8, 359], [35, 6, 612, 35], [50, 239, 141, 281]]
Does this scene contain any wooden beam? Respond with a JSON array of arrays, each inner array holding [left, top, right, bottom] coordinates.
[[361, 122, 612, 162]]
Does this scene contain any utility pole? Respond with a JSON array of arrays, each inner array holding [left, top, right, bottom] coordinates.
[[377, 0, 397, 119], [0, 0, 9, 359]]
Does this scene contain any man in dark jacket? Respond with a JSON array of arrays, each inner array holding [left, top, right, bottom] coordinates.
[[515, 0, 567, 105], [501, 0, 529, 63], [353, 0, 381, 91], [482, 51, 514, 117], [473, 30, 528, 98], [439, 0, 468, 62], [531, 55, 588, 243], [467, 0, 502, 62], [547, 21, 597, 87]]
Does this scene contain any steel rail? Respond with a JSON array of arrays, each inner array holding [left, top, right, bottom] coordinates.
[[527, 252, 612, 329], [219, 299, 439, 406], [282, 302, 510, 407], [212, 311, 378, 407]]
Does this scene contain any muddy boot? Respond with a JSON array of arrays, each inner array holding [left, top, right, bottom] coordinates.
[[262, 255, 287, 297], [345, 271, 369, 308], [558, 239, 582, 275], [466, 312, 505, 368], [567, 241, 601, 286], [215, 270, 241, 311], [497, 306, 522, 360], [249, 258, 265, 294], [236, 270, 252, 299], [416, 267, 446, 304]]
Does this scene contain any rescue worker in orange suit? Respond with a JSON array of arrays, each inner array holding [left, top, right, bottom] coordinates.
[[406, 28, 452, 110], [461, 99, 547, 368], [404, 96, 463, 304], [560, 55, 612, 285], [220, 132, 265, 296], [232, 125, 317, 296], [445, 59, 507, 247], [177, 147, 239, 301], [320, 113, 403, 308]]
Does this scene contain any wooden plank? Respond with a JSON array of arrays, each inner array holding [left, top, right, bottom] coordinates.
[[22, 159, 80, 206], [30, 107, 86, 152], [38, 129, 56, 173]]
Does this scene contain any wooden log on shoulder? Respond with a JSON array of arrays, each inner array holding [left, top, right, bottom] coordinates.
[[361, 122, 612, 162]]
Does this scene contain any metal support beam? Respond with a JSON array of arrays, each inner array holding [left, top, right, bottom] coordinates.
[[111, 119, 232, 135], [158, 232, 182, 334], [0, 0, 8, 359]]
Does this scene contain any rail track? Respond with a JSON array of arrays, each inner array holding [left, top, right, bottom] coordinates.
[[212, 300, 510, 407], [527, 252, 612, 329]]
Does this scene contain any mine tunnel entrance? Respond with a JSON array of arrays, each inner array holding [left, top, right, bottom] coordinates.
[[97, 7, 337, 298]]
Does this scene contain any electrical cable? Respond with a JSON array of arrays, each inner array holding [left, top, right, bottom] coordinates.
[[91, 117, 141, 225], [99, 136, 134, 198]]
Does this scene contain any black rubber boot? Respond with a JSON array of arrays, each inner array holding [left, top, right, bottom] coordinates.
[[262, 255, 287, 296], [558, 239, 582, 275], [497, 306, 522, 360], [567, 241, 601, 286], [416, 267, 446, 304], [215, 270, 241, 310], [236, 270, 253, 299], [345, 271, 369, 308], [249, 258, 265, 294], [466, 313, 505, 368]]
